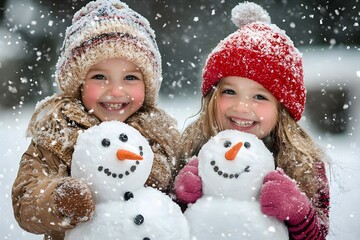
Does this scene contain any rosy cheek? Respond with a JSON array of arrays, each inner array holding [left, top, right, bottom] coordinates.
[[84, 84, 98, 95], [258, 106, 277, 125], [135, 92, 145, 102], [218, 98, 228, 112], [81, 84, 101, 106], [131, 86, 145, 105]]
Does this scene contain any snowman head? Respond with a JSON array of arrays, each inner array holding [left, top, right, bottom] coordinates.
[[198, 130, 274, 200], [71, 121, 153, 203]]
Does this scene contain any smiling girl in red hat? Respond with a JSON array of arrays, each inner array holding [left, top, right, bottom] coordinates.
[[175, 2, 330, 239]]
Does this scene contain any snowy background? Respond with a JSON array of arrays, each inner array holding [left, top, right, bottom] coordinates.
[[1, 82, 360, 239], [1, 0, 360, 239]]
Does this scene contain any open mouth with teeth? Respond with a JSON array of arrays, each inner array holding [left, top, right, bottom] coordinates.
[[97, 160, 141, 179], [231, 118, 254, 127], [101, 102, 129, 111], [210, 160, 250, 179]]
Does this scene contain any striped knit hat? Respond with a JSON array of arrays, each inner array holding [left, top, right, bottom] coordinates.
[[55, 0, 162, 106], [202, 2, 305, 121]]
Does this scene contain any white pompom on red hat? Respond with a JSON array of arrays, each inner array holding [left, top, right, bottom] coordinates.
[[231, 1, 271, 28], [202, 1, 306, 121]]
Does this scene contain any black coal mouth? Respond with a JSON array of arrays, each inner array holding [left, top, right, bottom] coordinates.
[[98, 160, 141, 179], [210, 160, 250, 179]]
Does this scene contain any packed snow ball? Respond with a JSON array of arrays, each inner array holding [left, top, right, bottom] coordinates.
[[231, 1, 271, 28]]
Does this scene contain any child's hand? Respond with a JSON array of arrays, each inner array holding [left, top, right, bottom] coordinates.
[[54, 178, 95, 225], [260, 169, 311, 225], [174, 157, 202, 204]]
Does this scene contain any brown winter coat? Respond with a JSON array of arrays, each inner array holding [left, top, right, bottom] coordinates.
[[12, 95, 181, 240]]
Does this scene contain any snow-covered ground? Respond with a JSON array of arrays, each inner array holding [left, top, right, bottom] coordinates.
[[1, 94, 359, 239]]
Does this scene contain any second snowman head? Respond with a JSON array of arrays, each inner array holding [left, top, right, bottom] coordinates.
[[198, 130, 275, 200]]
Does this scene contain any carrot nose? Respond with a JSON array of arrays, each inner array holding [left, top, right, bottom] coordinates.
[[117, 149, 143, 161], [225, 142, 243, 160]]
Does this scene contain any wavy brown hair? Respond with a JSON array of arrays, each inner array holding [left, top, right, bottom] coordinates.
[[179, 80, 325, 199]]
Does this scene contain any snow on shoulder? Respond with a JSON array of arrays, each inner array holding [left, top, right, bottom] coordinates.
[[66, 121, 189, 240], [185, 130, 288, 239]]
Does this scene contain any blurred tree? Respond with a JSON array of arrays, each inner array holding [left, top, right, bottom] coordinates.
[[0, 0, 5, 19], [0, 0, 67, 107]]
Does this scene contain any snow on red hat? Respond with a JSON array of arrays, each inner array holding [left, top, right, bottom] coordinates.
[[202, 2, 306, 121]]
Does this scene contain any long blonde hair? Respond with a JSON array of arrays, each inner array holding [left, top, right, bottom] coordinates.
[[180, 81, 325, 199]]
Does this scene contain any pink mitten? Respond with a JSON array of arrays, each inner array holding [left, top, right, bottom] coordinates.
[[174, 157, 202, 204], [260, 169, 311, 225]]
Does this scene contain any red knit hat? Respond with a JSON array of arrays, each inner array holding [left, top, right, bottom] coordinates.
[[202, 2, 306, 121]]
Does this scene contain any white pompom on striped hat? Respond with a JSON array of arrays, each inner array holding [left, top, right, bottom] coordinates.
[[55, 0, 162, 106]]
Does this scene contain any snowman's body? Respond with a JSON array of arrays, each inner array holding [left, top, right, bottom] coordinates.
[[65, 121, 189, 240], [184, 130, 288, 240], [66, 188, 186, 240]]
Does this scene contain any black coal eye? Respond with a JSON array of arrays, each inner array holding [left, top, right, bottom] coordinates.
[[134, 214, 144, 225], [224, 140, 231, 148], [244, 142, 251, 148], [119, 133, 128, 142], [101, 138, 110, 147]]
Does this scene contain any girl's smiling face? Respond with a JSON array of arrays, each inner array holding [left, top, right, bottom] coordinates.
[[81, 58, 145, 122], [216, 76, 278, 139]]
